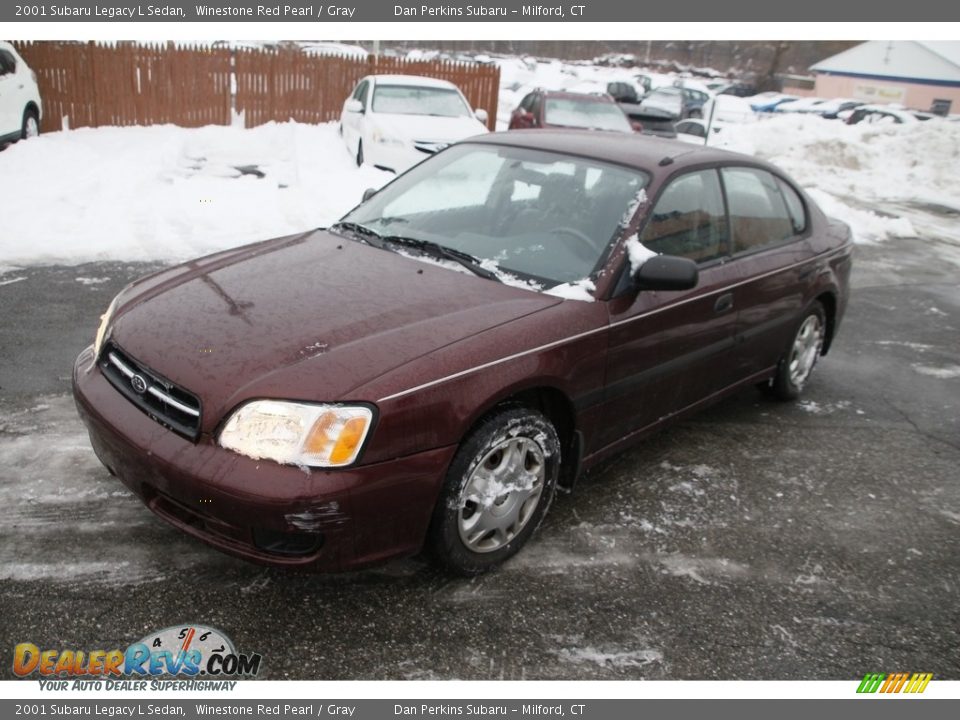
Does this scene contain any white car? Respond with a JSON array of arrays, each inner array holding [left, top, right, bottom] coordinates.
[[674, 118, 725, 144], [0, 41, 42, 145], [701, 95, 757, 124], [339, 74, 489, 173]]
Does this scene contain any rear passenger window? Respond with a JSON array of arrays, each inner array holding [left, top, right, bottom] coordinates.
[[721, 167, 795, 253], [640, 170, 728, 263], [776, 177, 807, 234]]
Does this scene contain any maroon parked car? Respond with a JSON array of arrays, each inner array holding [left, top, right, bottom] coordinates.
[[73, 131, 852, 575], [509, 89, 639, 133]]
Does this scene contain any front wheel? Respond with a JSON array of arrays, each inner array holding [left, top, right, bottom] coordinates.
[[427, 407, 560, 575], [22, 108, 39, 140], [765, 302, 826, 400]]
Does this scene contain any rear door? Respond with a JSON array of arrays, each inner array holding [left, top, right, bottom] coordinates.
[[720, 166, 816, 380], [600, 168, 739, 448]]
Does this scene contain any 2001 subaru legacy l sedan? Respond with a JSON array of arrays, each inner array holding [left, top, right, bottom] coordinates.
[[73, 130, 852, 575]]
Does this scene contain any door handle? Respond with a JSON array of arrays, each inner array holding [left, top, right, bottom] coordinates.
[[714, 293, 734, 314]]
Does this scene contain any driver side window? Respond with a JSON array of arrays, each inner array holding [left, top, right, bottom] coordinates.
[[640, 170, 729, 263]]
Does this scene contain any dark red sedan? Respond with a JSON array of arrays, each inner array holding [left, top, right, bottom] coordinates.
[[73, 131, 852, 575], [509, 89, 639, 132]]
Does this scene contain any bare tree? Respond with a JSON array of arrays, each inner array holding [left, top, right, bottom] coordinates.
[[757, 41, 791, 92]]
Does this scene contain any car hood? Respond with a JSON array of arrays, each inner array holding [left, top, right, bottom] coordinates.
[[371, 112, 488, 143], [109, 230, 560, 434]]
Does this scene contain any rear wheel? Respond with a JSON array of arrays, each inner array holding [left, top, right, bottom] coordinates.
[[427, 407, 560, 575], [763, 302, 826, 400], [22, 108, 39, 140]]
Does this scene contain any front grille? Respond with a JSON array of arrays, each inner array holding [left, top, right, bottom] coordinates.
[[99, 342, 202, 440]]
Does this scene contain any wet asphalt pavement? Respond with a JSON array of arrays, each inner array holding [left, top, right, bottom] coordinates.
[[0, 229, 958, 681]]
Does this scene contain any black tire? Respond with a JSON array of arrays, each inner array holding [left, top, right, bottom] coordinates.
[[426, 406, 561, 576], [356, 140, 364, 167], [762, 301, 826, 401], [21, 108, 40, 140]]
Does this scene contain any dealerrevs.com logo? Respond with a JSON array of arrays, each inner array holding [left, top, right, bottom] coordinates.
[[13, 625, 262, 689]]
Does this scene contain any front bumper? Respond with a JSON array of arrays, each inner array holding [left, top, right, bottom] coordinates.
[[72, 346, 456, 571], [365, 141, 432, 174]]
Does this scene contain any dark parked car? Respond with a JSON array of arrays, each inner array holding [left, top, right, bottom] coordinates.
[[719, 82, 757, 98], [73, 131, 852, 576], [845, 105, 917, 125], [508, 89, 635, 133]]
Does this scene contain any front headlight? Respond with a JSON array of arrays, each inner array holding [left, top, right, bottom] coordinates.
[[371, 127, 405, 147], [219, 401, 374, 468], [93, 293, 121, 359]]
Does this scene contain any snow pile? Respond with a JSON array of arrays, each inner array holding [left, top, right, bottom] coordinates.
[[0, 122, 392, 266]]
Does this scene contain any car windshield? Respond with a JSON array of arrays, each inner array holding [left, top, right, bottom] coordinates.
[[372, 85, 471, 117], [338, 143, 649, 288], [543, 98, 632, 132]]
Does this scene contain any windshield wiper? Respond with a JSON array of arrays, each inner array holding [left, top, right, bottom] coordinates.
[[383, 235, 501, 282], [329, 221, 386, 248]]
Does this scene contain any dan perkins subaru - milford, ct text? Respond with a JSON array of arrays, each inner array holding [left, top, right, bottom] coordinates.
[[394, 5, 583, 16]]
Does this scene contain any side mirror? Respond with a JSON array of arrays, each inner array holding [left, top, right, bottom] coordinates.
[[474, 108, 489, 125], [345, 99, 363, 114], [362, 187, 378, 202], [634, 255, 698, 291]]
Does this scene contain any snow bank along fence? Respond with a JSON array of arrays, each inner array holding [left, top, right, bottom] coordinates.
[[12, 42, 500, 133]]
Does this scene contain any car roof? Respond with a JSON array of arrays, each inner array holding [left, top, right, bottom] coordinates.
[[369, 74, 459, 89], [466, 129, 770, 174]]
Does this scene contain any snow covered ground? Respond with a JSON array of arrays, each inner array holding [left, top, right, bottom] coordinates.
[[0, 122, 393, 266], [1, 55, 959, 269]]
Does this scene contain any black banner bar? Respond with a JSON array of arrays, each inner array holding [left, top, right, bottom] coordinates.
[[3, 0, 959, 23]]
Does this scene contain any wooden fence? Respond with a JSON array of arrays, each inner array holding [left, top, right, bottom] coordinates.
[[12, 42, 500, 134]]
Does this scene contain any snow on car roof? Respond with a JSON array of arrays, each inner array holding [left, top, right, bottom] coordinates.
[[371, 75, 460, 89]]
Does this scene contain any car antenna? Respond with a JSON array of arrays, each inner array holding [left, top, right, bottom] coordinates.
[[658, 156, 674, 166]]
